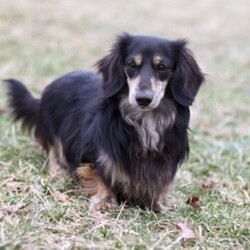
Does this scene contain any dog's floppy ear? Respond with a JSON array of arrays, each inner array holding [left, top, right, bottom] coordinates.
[[96, 33, 131, 97], [170, 40, 205, 106]]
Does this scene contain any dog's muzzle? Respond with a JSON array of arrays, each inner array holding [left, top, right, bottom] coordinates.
[[135, 91, 153, 107]]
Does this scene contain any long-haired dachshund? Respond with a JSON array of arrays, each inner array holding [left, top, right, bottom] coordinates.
[[6, 33, 205, 212]]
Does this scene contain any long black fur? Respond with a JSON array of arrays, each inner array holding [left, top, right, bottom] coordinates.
[[6, 33, 205, 211], [6, 79, 40, 131]]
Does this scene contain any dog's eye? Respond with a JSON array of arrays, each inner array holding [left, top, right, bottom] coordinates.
[[128, 62, 138, 70], [157, 64, 168, 72]]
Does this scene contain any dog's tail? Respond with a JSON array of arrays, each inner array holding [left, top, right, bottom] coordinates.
[[5, 79, 40, 132]]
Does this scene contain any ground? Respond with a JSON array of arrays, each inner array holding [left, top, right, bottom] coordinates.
[[0, 0, 249, 249]]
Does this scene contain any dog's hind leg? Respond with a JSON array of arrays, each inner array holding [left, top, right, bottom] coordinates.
[[75, 164, 118, 211], [48, 149, 61, 175], [48, 148, 68, 180]]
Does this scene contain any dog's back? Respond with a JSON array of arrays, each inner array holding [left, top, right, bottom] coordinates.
[[6, 71, 101, 162]]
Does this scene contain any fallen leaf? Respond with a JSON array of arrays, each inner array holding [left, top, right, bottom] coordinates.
[[175, 222, 196, 239], [202, 180, 216, 190], [4, 203, 28, 214], [186, 196, 202, 211], [52, 190, 69, 203]]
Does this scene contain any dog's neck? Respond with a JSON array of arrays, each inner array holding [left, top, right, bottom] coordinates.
[[119, 97, 176, 152]]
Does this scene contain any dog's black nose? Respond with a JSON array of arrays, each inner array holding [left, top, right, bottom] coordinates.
[[136, 92, 153, 107]]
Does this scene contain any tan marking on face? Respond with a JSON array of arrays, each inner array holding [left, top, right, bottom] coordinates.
[[126, 75, 141, 107], [150, 77, 168, 108], [153, 55, 163, 65], [134, 54, 142, 66]]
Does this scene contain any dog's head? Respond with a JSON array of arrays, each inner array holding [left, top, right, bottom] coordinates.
[[97, 33, 204, 109]]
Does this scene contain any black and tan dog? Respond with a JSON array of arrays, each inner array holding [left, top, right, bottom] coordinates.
[[6, 33, 205, 212]]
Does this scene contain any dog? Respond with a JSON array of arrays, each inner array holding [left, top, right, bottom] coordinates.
[[6, 33, 205, 212]]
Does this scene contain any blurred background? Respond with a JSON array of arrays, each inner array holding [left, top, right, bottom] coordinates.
[[0, 0, 249, 248], [0, 0, 249, 137]]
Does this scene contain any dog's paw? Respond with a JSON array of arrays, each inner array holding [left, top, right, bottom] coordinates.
[[89, 194, 118, 212], [154, 202, 171, 213], [142, 200, 168, 213], [95, 201, 118, 211]]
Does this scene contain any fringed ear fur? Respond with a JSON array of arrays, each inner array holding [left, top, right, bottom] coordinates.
[[96, 33, 131, 98], [170, 40, 205, 106]]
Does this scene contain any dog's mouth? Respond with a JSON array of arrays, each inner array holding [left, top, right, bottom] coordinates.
[[135, 104, 155, 111], [135, 96, 161, 111], [119, 94, 162, 114], [126, 94, 158, 111], [131, 96, 161, 111]]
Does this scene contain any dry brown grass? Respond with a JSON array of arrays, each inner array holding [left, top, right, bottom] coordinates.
[[0, 0, 250, 249]]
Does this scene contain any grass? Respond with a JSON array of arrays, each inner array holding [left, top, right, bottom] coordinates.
[[0, 0, 250, 249]]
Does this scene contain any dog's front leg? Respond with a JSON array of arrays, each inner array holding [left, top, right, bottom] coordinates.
[[75, 164, 118, 211]]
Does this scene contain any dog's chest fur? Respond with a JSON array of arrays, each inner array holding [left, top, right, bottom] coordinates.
[[120, 97, 176, 152], [97, 98, 177, 203]]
